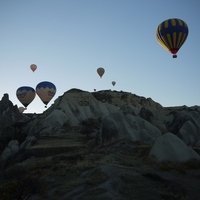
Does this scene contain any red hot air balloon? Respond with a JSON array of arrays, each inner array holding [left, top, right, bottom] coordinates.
[[97, 67, 105, 78], [30, 64, 37, 72], [112, 81, 116, 86]]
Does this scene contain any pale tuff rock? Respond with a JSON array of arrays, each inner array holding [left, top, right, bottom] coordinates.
[[26, 89, 200, 147], [148, 132, 200, 162], [1, 89, 200, 163], [43, 109, 68, 128], [45, 90, 119, 126], [100, 111, 161, 145], [1, 90, 200, 200], [177, 120, 199, 146]]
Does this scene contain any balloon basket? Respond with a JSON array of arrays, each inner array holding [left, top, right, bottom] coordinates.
[[173, 55, 177, 58]]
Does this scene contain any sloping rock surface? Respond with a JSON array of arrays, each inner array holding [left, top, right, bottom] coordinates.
[[1, 90, 200, 199], [100, 111, 161, 144], [26, 89, 200, 147], [149, 132, 200, 162]]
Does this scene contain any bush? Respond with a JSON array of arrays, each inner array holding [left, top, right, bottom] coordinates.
[[0, 164, 48, 200], [80, 118, 101, 129], [185, 159, 200, 169], [80, 126, 94, 138]]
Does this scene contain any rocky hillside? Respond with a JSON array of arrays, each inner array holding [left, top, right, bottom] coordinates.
[[23, 88, 200, 146], [0, 89, 200, 199]]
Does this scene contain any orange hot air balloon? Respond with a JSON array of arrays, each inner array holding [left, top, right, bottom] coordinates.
[[97, 67, 105, 78], [30, 64, 37, 72]]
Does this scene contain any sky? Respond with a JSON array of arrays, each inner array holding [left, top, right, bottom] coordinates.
[[0, 0, 200, 113]]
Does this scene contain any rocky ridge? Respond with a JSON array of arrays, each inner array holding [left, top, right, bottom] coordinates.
[[0, 89, 200, 199]]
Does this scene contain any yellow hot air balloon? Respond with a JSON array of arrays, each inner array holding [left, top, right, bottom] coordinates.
[[156, 18, 189, 58], [97, 67, 105, 78], [30, 64, 37, 72], [36, 81, 56, 108], [16, 86, 36, 108], [112, 81, 116, 86]]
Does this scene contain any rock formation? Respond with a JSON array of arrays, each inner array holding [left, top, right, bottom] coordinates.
[[1, 89, 200, 161], [1, 90, 200, 199], [148, 132, 200, 162], [0, 94, 30, 164]]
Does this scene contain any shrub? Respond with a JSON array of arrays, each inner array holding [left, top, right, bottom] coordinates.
[[80, 126, 94, 138], [185, 159, 200, 169], [0, 164, 48, 200], [80, 118, 101, 129]]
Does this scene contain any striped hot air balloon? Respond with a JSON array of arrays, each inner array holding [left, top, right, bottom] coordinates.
[[156, 18, 189, 58]]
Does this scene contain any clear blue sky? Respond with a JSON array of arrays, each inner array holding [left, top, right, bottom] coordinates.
[[0, 0, 200, 113]]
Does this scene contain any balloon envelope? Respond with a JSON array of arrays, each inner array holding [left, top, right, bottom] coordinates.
[[112, 81, 116, 86], [97, 67, 105, 78], [36, 81, 56, 106], [156, 18, 189, 58], [16, 86, 36, 107], [30, 64, 37, 72]]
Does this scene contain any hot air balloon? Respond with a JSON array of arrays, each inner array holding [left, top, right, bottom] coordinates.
[[36, 81, 56, 108], [156, 18, 189, 58], [30, 64, 37, 72], [16, 86, 36, 108], [97, 67, 105, 78], [112, 81, 116, 86]]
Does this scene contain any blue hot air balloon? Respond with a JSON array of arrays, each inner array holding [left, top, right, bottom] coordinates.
[[16, 86, 36, 108], [156, 18, 189, 58], [36, 81, 56, 107]]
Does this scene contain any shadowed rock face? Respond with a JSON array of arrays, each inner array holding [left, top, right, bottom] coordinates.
[[1, 90, 200, 200], [0, 94, 31, 165], [148, 132, 200, 162], [1, 89, 200, 162], [167, 109, 200, 146], [100, 111, 161, 145], [0, 94, 21, 127]]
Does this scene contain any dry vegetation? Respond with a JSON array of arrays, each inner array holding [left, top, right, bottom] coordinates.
[[1, 124, 200, 199]]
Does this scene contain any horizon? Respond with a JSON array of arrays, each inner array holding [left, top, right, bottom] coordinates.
[[1, 1, 200, 113], [2, 87, 199, 115]]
